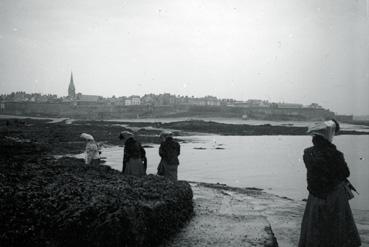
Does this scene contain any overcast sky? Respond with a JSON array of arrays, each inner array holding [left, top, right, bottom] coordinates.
[[0, 0, 368, 115]]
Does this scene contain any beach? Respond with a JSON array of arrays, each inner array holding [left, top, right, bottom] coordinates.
[[1, 117, 369, 246]]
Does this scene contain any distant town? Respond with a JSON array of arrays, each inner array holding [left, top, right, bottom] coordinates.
[[0, 73, 352, 121], [1, 73, 325, 108]]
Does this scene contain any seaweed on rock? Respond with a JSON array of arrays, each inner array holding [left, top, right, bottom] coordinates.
[[0, 138, 193, 247]]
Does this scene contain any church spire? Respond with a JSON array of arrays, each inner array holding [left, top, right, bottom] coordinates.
[[68, 72, 76, 98]]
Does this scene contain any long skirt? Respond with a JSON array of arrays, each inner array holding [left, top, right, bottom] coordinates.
[[90, 159, 100, 166], [298, 182, 361, 247], [123, 158, 146, 177], [157, 159, 178, 181]]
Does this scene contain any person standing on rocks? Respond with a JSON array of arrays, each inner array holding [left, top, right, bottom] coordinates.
[[298, 119, 361, 247], [119, 131, 147, 177], [157, 131, 180, 181], [80, 133, 100, 165]]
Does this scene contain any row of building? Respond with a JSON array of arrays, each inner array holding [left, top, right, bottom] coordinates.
[[65, 73, 326, 109], [0, 91, 325, 110], [0, 73, 325, 110], [0, 92, 59, 103]]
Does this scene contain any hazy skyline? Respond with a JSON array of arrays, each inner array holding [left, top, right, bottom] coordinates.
[[0, 0, 368, 115]]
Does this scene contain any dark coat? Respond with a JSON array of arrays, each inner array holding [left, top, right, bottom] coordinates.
[[303, 137, 350, 199], [159, 137, 180, 166], [123, 137, 147, 173], [299, 137, 360, 246]]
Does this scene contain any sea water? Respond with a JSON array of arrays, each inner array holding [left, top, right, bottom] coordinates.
[[99, 135, 369, 210]]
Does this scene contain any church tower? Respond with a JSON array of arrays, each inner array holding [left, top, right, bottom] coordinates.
[[68, 72, 76, 98]]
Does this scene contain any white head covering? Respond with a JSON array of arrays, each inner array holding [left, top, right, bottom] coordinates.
[[80, 133, 94, 141], [307, 120, 337, 142], [119, 131, 133, 140], [160, 130, 173, 139]]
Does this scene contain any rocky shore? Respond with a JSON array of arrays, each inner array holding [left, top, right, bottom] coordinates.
[[0, 137, 193, 247], [1, 117, 368, 246], [143, 119, 369, 136], [1, 118, 367, 155], [162, 182, 369, 247], [0, 118, 165, 155]]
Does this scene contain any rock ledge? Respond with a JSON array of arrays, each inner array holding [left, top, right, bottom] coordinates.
[[0, 138, 193, 247]]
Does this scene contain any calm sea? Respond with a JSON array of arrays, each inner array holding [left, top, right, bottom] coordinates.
[[3, 114, 367, 209], [98, 135, 369, 210]]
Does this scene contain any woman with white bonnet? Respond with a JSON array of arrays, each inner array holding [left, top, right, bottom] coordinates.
[[80, 133, 100, 165], [157, 131, 180, 181], [119, 131, 147, 177], [298, 119, 361, 247]]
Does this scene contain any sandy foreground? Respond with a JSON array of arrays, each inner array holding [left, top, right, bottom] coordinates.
[[161, 182, 369, 247]]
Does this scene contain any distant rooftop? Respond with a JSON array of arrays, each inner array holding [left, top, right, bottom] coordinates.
[[76, 94, 102, 102]]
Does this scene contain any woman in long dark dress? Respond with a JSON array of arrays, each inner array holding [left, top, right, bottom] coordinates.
[[298, 120, 361, 247], [157, 131, 180, 181], [119, 131, 147, 177]]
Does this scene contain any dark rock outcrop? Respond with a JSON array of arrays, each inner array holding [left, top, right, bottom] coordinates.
[[159, 120, 369, 136], [0, 138, 193, 247], [0, 119, 164, 155]]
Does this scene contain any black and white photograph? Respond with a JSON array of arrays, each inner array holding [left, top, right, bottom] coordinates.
[[1, 0, 368, 246]]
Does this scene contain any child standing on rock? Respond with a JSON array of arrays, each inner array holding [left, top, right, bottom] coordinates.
[[80, 133, 100, 165]]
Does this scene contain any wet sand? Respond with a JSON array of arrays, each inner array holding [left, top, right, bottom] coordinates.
[[162, 182, 369, 247]]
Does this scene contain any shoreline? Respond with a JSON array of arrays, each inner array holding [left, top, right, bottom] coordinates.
[[161, 181, 369, 247], [1, 116, 368, 142], [0, 139, 193, 247], [1, 117, 369, 246], [1, 113, 369, 130]]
